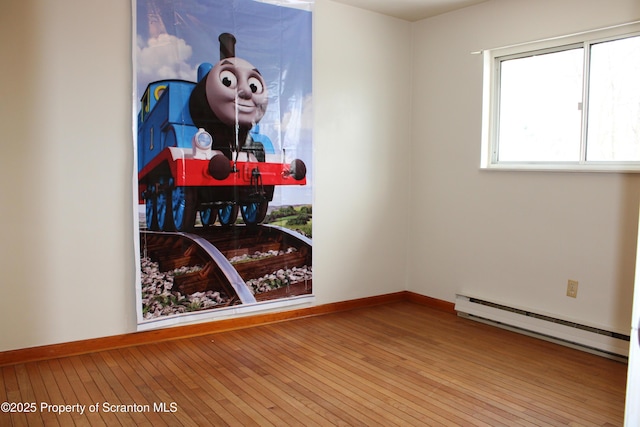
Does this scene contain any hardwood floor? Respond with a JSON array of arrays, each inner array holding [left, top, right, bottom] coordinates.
[[0, 302, 627, 426]]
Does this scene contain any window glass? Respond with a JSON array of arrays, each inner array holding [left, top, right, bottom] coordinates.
[[498, 48, 583, 162], [586, 35, 640, 161]]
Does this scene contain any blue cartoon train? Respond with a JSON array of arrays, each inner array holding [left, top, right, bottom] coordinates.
[[138, 33, 307, 231]]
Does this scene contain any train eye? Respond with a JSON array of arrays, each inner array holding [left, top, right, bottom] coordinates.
[[248, 77, 264, 94], [219, 70, 237, 88]]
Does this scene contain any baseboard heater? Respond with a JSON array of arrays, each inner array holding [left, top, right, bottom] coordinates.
[[454, 294, 630, 360]]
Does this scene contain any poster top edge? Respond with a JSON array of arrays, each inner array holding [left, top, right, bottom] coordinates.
[[253, 0, 314, 12]]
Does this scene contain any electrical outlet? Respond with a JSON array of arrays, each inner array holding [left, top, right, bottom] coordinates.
[[567, 280, 578, 298]]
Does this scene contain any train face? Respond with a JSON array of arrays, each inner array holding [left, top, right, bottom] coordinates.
[[137, 33, 306, 231]]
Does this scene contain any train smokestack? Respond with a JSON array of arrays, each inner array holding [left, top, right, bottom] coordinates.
[[219, 33, 236, 60]]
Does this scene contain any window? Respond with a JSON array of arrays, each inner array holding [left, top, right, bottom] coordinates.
[[481, 23, 640, 171]]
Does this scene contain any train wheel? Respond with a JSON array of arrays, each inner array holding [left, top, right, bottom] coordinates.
[[199, 208, 216, 227], [169, 185, 197, 231], [218, 204, 238, 226], [145, 186, 158, 230], [240, 202, 268, 225], [156, 177, 169, 231]]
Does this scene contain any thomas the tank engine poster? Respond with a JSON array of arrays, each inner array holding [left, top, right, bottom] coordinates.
[[133, 0, 313, 330]]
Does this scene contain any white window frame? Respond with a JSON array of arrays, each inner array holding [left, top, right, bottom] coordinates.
[[480, 22, 640, 172]]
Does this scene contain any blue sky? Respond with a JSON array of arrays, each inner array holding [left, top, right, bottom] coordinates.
[[135, 0, 313, 205]]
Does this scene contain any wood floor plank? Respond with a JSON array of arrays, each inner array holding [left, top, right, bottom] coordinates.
[[12, 364, 45, 427], [47, 358, 97, 427], [164, 340, 284, 426], [67, 354, 119, 426], [292, 315, 508, 425], [250, 324, 464, 424], [55, 357, 105, 427], [204, 335, 342, 426], [185, 336, 320, 426], [163, 340, 273, 427], [348, 304, 626, 425], [21, 367, 52, 427], [259, 324, 485, 426], [219, 327, 385, 426], [260, 320, 460, 422], [198, 328, 382, 424], [119, 345, 202, 427], [0, 302, 627, 426], [143, 341, 261, 427], [36, 362, 76, 426], [1, 366, 30, 427], [111, 345, 203, 427], [96, 350, 167, 427], [76, 353, 130, 426], [344, 320, 556, 418], [110, 348, 179, 427], [290, 318, 520, 426]]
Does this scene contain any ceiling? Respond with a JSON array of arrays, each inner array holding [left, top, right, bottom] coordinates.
[[330, 0, 489, 22]]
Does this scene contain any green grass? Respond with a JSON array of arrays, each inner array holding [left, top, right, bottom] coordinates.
[[265, 205, 312, 238]]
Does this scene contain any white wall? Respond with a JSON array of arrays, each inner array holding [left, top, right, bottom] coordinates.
[[409, 0, 640, 333], [313, 1, 412, 304], [0, 0, 412, 352], [1, 0, 137, 352]]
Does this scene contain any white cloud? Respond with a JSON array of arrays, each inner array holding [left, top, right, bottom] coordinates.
[[136, 33, 197, 91], [281, 93, 313, 151], [282, 93, 313, 133]]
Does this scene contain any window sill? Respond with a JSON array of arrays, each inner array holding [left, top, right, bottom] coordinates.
[[480, 162, 640, 173]]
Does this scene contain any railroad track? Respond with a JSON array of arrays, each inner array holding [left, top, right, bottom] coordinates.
[[140, 225, 312, 319]]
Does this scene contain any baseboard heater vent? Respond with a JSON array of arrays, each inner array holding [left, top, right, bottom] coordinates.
[[454, 294, 630, 360]]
